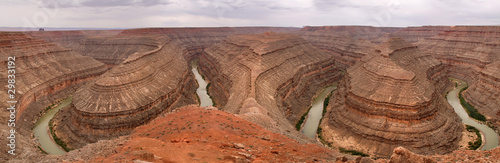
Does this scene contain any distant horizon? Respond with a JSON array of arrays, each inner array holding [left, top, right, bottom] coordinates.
[[2, 24, 500, 32], [2, 1, 499, 29]]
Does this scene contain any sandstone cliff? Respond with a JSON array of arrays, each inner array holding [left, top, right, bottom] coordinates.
[[198, 33, 344, 143], [296, 32, 377, 68], [383, 26, 452, 43], [27, 30, 122, 50], [417, 26, 500, 129], [54, 36, 199, 149], [2, 26, 499, 162], [301, 26, 401, 43], [322, 38, 462, 157], [0, 32, 107, 161], [59, 27, 299, 66], [75, 35, 161, 66]]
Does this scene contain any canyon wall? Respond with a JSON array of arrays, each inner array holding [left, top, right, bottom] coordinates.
[[417, 26, 500, 128], [384, 26, 452, 43], [0, 32, 107, 160], [48, 27, 300, 66], [301, 26, 401, 43], [296, 32, 376, 68], [76, 36, 160, 66], [322, 38, 462, 157], [27, 30, 122, 50], [198, 33, 344, 143], [2, 26, 498, 161], [54, 36, 198, 148]]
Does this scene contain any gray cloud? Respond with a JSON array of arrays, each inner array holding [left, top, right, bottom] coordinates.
[[42, 0, 172, 8], [1, 0, 499, 28]]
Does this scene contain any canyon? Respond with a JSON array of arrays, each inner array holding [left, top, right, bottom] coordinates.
[[416, 26, 500, 130], [322, 38, 462, 157], [0, 25, 499, 162]]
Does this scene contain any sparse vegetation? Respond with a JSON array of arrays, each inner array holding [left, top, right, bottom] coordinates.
[[49, 119, 71, 152], [459, 86, 486, 122], [295, 108, 310, 131], [339, 147, 369, 157], [316, 126, 333, 148], [37, 146, 48, 154], [466, 125, 482, 150], [205, 82, 216, 106]]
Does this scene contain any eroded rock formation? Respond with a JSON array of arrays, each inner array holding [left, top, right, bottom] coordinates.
[[301, 26, 401, 43], [389, 147, 436, 163], [198, 33, 343, 142], [27, 30, 122, 50], [2, 26, 499, 162], [417, 26, 500, 128], [75, 36, 161, 66], [296, 32, 377, 68], [384, 26, 452, 43], [54, 37, 198, 148], [0, 32, 107, 160], [322, 38, 462, 157], [58, 27, 299, 67]]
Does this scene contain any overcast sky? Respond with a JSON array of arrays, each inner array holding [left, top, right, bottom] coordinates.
[[1, 0, 499, 28]]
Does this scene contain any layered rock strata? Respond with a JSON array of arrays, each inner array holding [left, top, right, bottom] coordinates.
[[417, 26, 500, 128], [120, 27, 300, 61], [383, 26, 452, 43], [296, 32, 376, 68], [71, 27, 299, 66], [301, 26, 401, 43], [0, 32, 107, 159], [323, 38, 462, 157], [27, 30, 122, 50], [54, 37, 198, 148], [198, 33, 343, 142], [463, 61, 500, 126], [76, 36, 161, 66]]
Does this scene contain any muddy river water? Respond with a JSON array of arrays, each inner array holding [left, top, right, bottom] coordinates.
[[191, 61, 213, 107], [447, 80, 498, 150], [301, 86, 337, 139], [33, 97, 71, 155]]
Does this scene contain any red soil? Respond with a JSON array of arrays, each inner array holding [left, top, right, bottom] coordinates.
[[89, 105, 337, 162]]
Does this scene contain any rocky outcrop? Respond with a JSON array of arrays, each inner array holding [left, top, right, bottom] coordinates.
[[388, 146, 500, 163], [0, 32, 107, 160], [198, 33, 343, 143], [417, 26, 500, 128], [323, 38, 462, 157], [54, 37, 198, 148], [389, 147, 436, 163]]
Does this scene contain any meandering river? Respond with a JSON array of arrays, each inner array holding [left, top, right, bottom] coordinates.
[[301, 86, 337, 139], [447, 80, 499, 150], [33, 97, 71, 155], [191, 61, 213, 107]]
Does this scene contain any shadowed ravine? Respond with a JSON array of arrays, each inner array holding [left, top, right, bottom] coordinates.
[[33, 98, 72, 155], [447, 79, 499, 150]]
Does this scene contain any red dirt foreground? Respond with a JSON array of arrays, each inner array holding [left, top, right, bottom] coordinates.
[[88, 105, 342, 162]]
